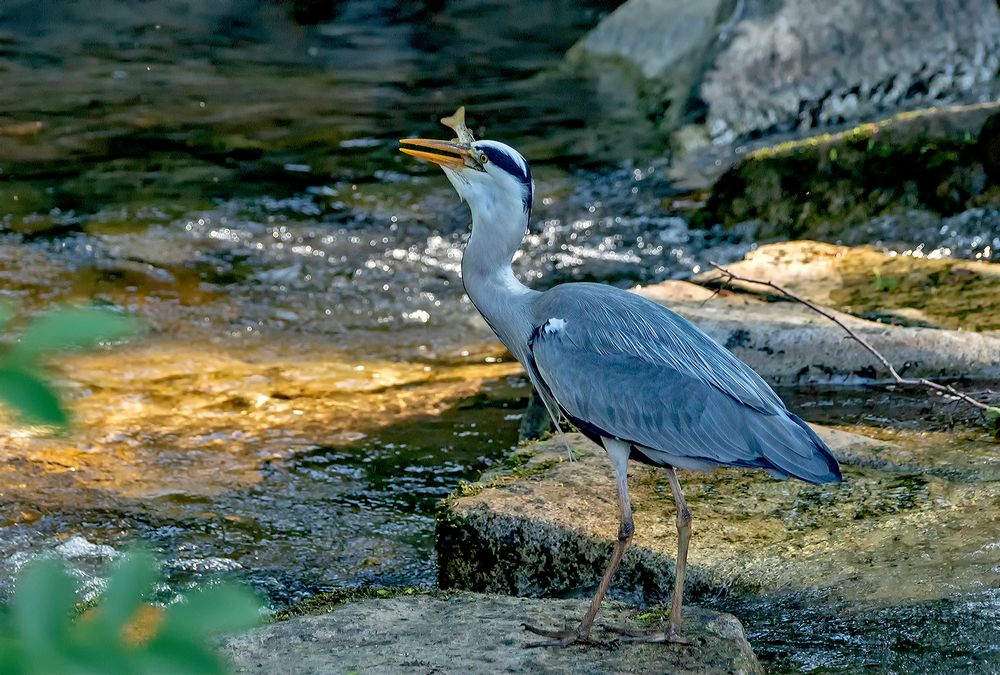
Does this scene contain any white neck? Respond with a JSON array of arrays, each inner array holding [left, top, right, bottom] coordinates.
[[461, 202, 537, 354]]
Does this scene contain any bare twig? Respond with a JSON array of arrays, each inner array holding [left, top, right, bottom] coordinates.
[[706, 261, 999, 418]]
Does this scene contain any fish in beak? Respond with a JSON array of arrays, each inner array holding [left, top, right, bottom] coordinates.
[[400, 106, 485, 171]]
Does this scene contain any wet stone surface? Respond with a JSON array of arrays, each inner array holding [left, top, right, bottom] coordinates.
[[0, 339, 526, 605], [223, 591, 763, 675]]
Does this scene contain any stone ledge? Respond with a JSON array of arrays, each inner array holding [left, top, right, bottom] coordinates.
[[437, 429, 996, 608], [223, 592, 762, 675]]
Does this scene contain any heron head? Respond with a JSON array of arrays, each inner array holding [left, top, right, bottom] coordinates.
[[400, 135, 533, 221]]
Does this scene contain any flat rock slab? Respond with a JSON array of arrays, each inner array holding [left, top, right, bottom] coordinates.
[[695, 240, 1000, 332], [632, 274, 1000, 384], [223, 592, 762, 675], [438, 432, 1000, 608]]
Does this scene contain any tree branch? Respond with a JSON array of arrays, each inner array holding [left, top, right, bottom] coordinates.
[[705, 261, 1000, 422]]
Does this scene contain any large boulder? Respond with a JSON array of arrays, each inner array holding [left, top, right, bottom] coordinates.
[[566, 0, 734, 135], [437, 430, 1000, 605], [701, 0, 1000, 144], [692, 103, 1000, 238], [569, 0, 1000, 150]]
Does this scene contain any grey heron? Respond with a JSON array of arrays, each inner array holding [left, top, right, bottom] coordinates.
[[400, 109, 842, 648]]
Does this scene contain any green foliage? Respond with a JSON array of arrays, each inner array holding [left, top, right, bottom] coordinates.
[[0, 550, 262, 674], [0, 305, 135, 428]]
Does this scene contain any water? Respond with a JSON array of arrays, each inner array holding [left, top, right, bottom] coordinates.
[[1, 2, 999, 672], [705, 388, 1000, 672]]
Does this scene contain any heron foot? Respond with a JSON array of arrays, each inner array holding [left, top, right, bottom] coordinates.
[[605, 624, 693, 646], [521, 623, 607, 649]]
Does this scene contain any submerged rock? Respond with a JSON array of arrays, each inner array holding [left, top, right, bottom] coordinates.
[[223, 591, 762, 674]]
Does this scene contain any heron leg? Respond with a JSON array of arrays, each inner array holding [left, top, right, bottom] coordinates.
[[667, 467, 692, 635], [607, 465, 692, 646], [522, 438, 633, 648]]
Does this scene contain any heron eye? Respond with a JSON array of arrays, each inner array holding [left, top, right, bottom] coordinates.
[[478, 152, 489, 164]]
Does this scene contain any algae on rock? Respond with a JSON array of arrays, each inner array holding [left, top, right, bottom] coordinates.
[[696, 240, 1000, 331], [694, 104, 1000, 241], [438, 431, 1000, 608]]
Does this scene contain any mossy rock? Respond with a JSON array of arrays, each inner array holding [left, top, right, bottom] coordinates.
[[698, 240, 1000, 332], [694, 103, 1000, 240], [437, 430, 1000, 608]]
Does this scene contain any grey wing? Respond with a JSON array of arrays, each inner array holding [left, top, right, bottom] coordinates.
[[529, 284, 841, 484]]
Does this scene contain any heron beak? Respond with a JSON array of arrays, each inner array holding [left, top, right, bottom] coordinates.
[[399, 138, 478, 171]]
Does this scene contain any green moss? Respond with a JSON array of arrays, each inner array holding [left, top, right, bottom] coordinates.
[[272, 586, 435, 621], [829, 250, 1000, 332], [632, 605, 672, 626], [694, 106, 1000, 239]]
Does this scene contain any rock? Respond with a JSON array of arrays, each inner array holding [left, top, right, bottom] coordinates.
[[701, 0, 1000, 143], [569, 0, 1000, 147], [437, 432, 1000, 607], [693, 240, 1000, 332], [566, 0, 734, 134], [631, 276, 1000, 385], [222, 591, 763, 674], [692, 103, 1000, 237]]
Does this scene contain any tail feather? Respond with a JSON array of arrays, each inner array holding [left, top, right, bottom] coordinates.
[[777, 413, 843, 484]]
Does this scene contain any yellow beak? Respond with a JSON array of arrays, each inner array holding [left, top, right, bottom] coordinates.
[[399, 137, 476, 170]]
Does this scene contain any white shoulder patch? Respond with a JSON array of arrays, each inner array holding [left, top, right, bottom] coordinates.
[[543, 318, 567, 334]]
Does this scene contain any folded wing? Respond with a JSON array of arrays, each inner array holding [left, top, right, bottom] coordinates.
[[529, 284, 841, 484]]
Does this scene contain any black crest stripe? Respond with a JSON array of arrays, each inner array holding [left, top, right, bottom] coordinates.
[[479, 144, 533, 214]]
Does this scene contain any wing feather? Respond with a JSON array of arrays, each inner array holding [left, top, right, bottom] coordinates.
[[534, 283, 785, 414], [529, 284, 841, 483]]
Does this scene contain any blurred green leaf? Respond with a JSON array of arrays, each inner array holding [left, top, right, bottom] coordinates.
[[0, 367, 68, 426], [11, 307, 135, 360], [139, 638, 226, 675], [160, 583, 262, 639], [0, 607, 26, 674], [12, 559, 76, 670], [95, 550, 157, 639], [2, 551, 263, 675]]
